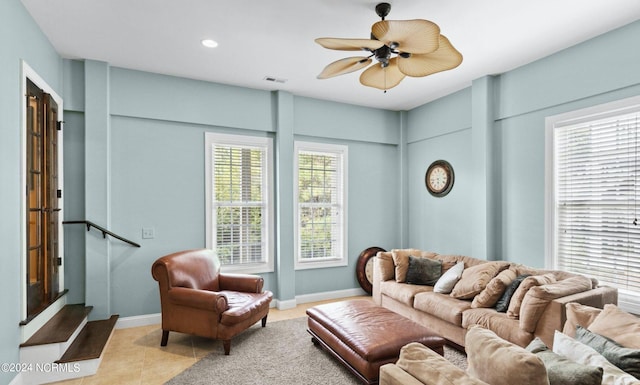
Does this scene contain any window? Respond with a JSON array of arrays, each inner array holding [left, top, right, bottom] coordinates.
[[294, 141, 348, 269], [205, 133, 274, 273], [546, 96, 640, 314]]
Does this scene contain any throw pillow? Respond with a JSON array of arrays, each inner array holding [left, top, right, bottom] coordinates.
[[450, 261, 510, 300], [506, 274, 556, 319], [466, 326, 550, 385], [525, 337, 603, 385], [563, 302, 602, 337], [588, 304, 640, 349], [392, 249, 437, 283], [553, 331, 639, 385], [576, 326, 640, 379], [405, 255, 442, 286], [495, 274, 530, 313], [394, 342, 489, 385], [471, 268, 517, 308], [433, 261, 464, 294]]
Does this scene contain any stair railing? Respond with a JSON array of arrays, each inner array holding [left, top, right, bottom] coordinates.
[[63, 220, 141, 248]]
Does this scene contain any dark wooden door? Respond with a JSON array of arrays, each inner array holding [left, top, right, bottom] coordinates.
[[26, 78, 60, 318]]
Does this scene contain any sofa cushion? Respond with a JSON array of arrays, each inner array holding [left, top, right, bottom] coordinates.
[[562, 302, 602, 337], [507, 274, 556, 319], [553, 331, 639, 385], [466, 326, 549, 385], [450, 261, 510, 300], [392, 249, 437, 283], [462, 308, 533, 347], [414, 292, 471, 325], [525, 337, 603, 385], [406, 256, 442, 286], [576, 326, 640, 379], [588, 304, 640, 349], [433, 261, 464, 294], [392, 342, 488, 385], [472, 268, 517, 308], [495, 274, 530, 312], [379, 280, 432, 306]]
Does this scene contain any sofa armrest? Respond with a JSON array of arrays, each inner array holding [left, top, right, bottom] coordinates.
[[219, 273, 264, 293], [373, 252, 395, 304], [168, 287, 228, 312], [379, 364, 425, 385], [533, 285, 618, 348]]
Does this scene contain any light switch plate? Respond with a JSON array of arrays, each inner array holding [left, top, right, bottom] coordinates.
[[142, 227, 155, 239]]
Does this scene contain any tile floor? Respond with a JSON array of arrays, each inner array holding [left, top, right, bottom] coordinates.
[[50, 296, 368, 385]]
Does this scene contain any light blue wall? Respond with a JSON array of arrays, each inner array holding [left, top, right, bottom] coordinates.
[[406, 88, 473, 254], [61, 65, 402, 317], [406, 20, 640, 267], [0, 1, 63, 383]]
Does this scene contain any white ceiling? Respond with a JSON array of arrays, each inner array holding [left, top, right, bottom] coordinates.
[[21, 0, 640, 111]]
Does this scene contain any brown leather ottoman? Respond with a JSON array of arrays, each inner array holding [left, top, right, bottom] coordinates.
[[306, 299, 445, 385]]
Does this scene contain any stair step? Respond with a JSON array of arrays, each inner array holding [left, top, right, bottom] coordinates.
[[56, 315, 119, 363], [20, 304, 92, 347]]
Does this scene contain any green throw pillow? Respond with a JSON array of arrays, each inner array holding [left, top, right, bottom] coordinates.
[[525, 337, 603, 385], [576, 325, 640, 379], [495, 274, 529, 312], [405, 255, 442, 286]]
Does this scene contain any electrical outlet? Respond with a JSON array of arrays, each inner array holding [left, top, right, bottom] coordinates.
[[142, 227, 155, 239]]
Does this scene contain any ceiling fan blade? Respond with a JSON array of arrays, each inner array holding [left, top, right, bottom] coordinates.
[[359, 57, 406, 90], [371, 20, 440, 54], [397, 35, 463, 77], [315, 38, 385, 51], [317, 57, 373, 79]]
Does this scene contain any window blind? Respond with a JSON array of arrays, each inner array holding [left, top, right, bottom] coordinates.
[[297, 150, 343, 261], [554, 110, 640, 311], [213, 144, 267, 265]]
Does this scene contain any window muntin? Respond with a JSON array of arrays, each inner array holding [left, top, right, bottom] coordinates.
[[294, 141, 347, 269], [205, 133, 273, 273]]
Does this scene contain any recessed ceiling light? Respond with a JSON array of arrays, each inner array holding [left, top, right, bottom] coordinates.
[[201, 39, 218, 48]]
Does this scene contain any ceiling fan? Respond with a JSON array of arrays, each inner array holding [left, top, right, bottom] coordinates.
[[315, 3, 463, 92]]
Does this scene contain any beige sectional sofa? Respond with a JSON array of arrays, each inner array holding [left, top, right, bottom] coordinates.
[[373, 249, 618, 348], [380, 303, 640, 385]]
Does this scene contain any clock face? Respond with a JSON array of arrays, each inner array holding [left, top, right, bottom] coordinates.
[[428, 166, 448, 192], [425, 160, 454, 197], [365, 258, 374, 282]]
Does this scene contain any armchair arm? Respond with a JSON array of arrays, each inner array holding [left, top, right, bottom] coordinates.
[[219, 273, 264, 293], [168, 287, 228, 313]]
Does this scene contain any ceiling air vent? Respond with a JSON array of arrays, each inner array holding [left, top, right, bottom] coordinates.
[[263, 76, 287, 84]]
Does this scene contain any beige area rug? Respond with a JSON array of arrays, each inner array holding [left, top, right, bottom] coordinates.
[[166, 317, 467, 385]]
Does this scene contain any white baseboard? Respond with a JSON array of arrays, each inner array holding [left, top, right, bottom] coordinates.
[[8, 373, 22, 385], [114, 288, 367, 329], [115, 313, 161, 329], [295, 288, 367, 304], [275, 298, 297, 310]]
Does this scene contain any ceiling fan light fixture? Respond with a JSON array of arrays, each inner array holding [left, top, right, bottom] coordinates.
[[315, 3, 462, 91]]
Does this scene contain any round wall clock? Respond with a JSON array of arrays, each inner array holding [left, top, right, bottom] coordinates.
[[356, 246, 386, 295], [425, 160, 454, 197]]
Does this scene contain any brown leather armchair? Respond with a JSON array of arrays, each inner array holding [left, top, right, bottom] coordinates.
[[151, 248, 273, 355]]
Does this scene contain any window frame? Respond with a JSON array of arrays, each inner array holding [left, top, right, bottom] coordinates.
[[205, 132, 274, 274], [545, 95, 640, 314], [294, 141, 348, 270]]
